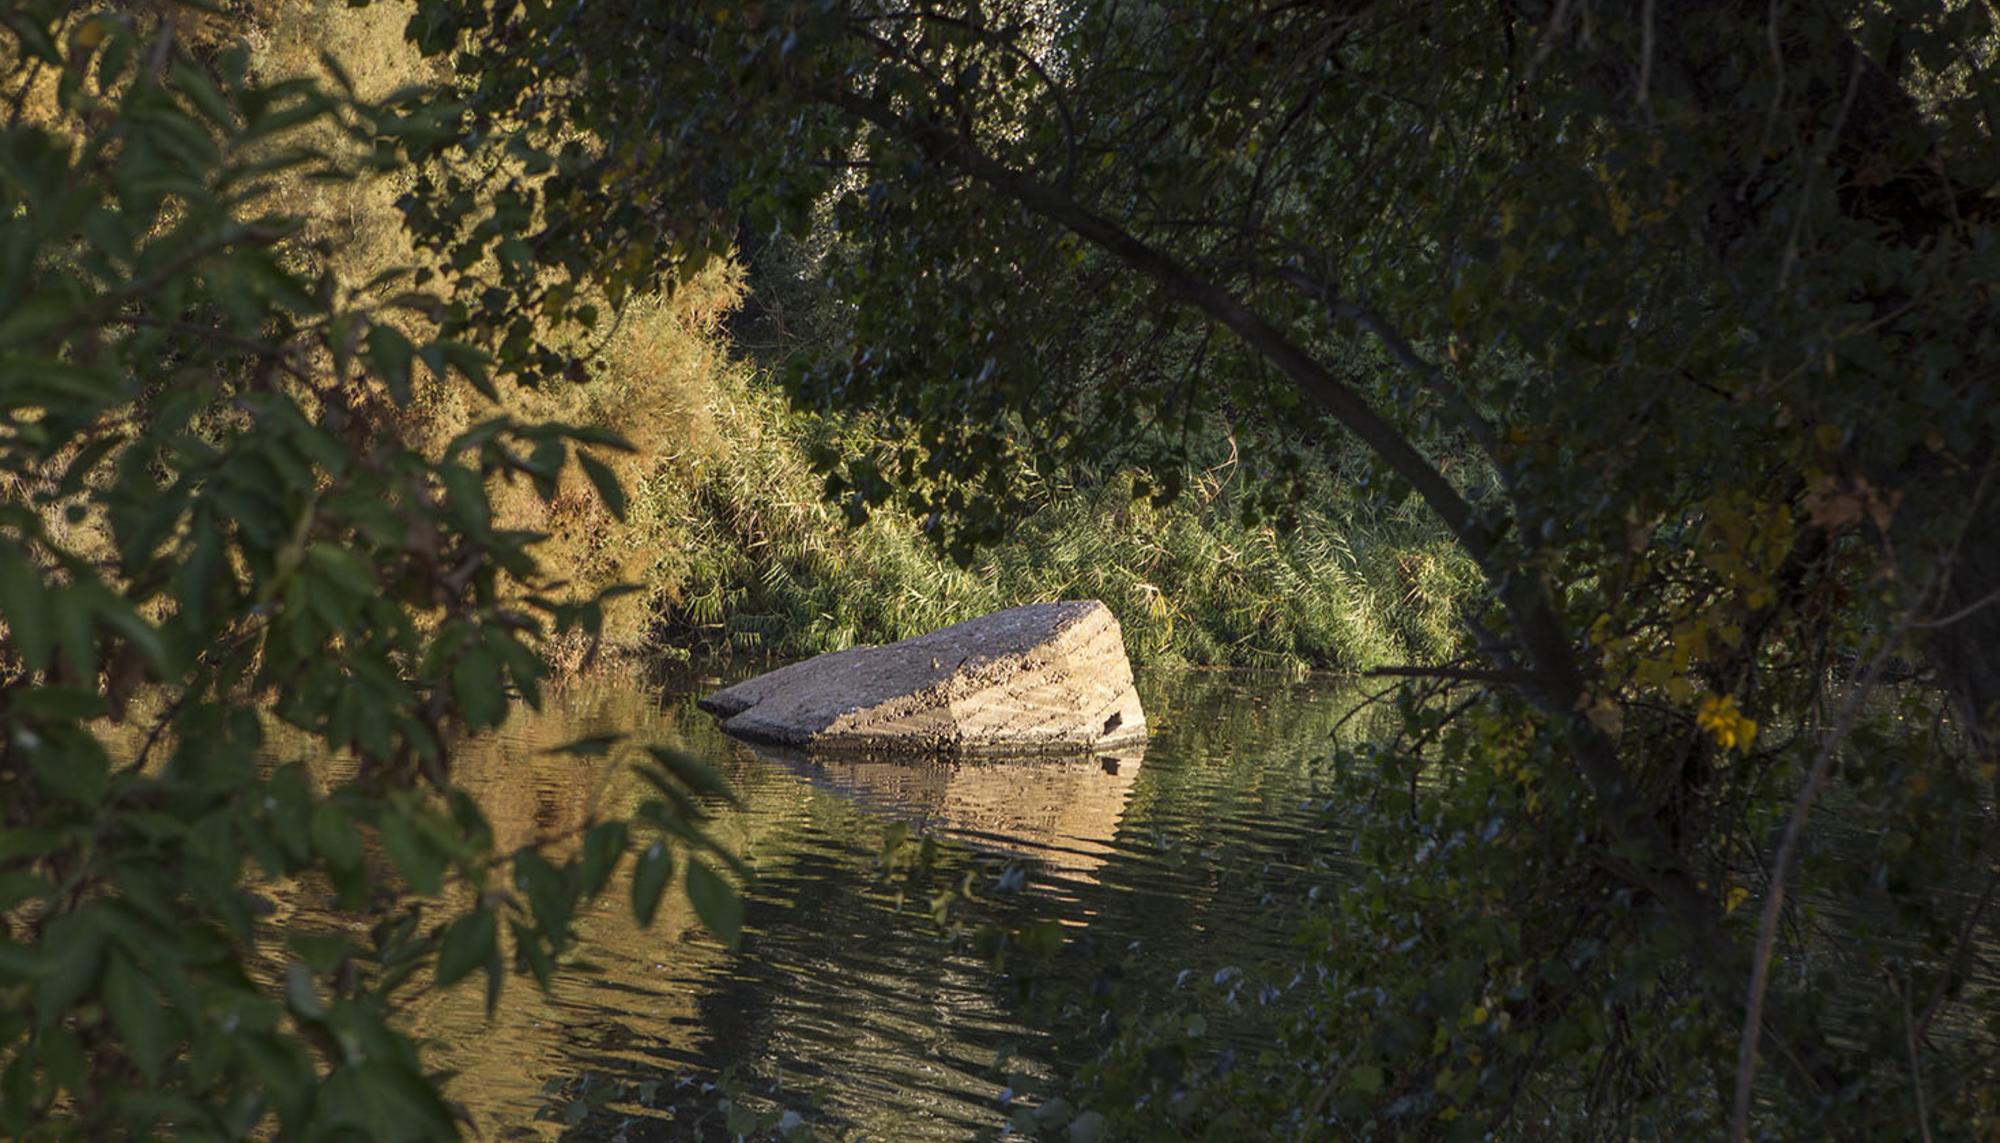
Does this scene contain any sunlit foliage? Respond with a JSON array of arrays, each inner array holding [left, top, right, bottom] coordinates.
[[0, 5, 743, 1136], [388, 0, 2000, 1137]]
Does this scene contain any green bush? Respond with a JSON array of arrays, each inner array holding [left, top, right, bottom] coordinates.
[[0, 8, 738, 1137]]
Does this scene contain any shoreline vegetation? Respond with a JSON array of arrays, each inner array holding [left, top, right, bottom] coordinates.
[[589, 350, 1476, 675], [229, 0, 1480, 679], [7, 0, 1998, 1139]]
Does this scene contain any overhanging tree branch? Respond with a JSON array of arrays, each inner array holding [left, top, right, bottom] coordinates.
[[823, 82, 1853, 1099], [824, 90, 1491, 558], [1268, 262, 1506, 467]]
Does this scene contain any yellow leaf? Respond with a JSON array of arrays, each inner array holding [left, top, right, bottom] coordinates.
[[1588, 614, 1614, 646]]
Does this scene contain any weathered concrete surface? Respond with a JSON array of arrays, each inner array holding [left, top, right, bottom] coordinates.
[[698, 600, 1147, 754]]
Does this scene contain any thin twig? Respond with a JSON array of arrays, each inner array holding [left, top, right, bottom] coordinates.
[[1728, 574, 1935, 1138], [1914, 862, 2000, 1045], [1911, 583, 2000, 630], [5, 54, 44, 129], [1904, 982, 1936, 1143], [1522, 0, 1576, 86], [1268, 264, 1506, 469], [895, 9, 1080, 193], [118, 689, 189, 776], [1740, 0, 1789, 203]]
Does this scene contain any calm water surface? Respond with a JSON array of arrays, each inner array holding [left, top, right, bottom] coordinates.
[[371, 668, 1369, 1140]]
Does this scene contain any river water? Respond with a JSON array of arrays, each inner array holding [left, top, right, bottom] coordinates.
[[383, 668, 1371, 1140]]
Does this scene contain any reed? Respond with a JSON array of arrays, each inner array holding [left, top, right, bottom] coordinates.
[[632, 370, 1477, 672]]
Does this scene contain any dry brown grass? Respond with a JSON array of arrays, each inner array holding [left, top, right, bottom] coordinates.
[[225, 1, 754, 657], [478, 262, 749, 651]]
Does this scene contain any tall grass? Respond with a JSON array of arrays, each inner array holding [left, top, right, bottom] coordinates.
[[636, 372, 1476, 672]]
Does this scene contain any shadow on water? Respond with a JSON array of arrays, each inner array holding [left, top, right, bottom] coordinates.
[[325, 668, 1378, 1140]]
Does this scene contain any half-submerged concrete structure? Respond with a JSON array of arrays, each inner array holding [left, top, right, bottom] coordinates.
[[698, 600, 1146, 755]]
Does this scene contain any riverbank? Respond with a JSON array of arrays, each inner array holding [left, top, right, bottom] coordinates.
[[224, 0, 1479, 676], [620, 372, 1476, 674]]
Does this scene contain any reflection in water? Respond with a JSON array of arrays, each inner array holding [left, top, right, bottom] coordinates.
[[306, 670, 1369, 1140], [740, 740, 1144, 878]]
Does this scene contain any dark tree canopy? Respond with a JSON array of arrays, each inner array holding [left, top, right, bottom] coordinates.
[[390, 0, 2000, 1136], [0, 0, 1995, 1136]]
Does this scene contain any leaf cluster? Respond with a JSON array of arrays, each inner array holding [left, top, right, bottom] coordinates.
[[0, 6, 742, 1137]]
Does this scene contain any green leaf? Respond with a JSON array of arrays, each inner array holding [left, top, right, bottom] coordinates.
[[56, 432, 123, 497], [8, 16, 59, 64], [547, 733, 620, 757], [11, 685, 107, 722], [38, 1025, 85, 1101], [0, 872, 47, 913], [319, 1060, 457, 1141], [0, 1052, 26, 1135], [630, 840, 672, 928], [0, 359, 119, 405], [511, 919, 553, 990], [451, 642, 504, 731], [437, 464, 489, 533], [103, 952, 170, 1082], [436, 339, 496, 401], [487, 630, 544, 710], [306, 543, 377, 598], [576, 451, 626, 521], [33, 912, 103, 1024], [643, 746, 739, 807], [91, 593, 170, 674], [579, 822, 627, 898], [28, 728, 109, 805], [311, 803, 364, 870], [525, 439, 565, 502], [175, 522, 223, 632], [171, 60, 236, 129], [52, 585, 96, 681], [561, 424, 636, 452], [367, 322, 416, 404], [264, 764, 317, 866], [512, 850, 571, 941], [287, 934, 349, 975], [445, 789, 494, 853], [435, 909, 496, 988], [0, 545, 52, 671], [378, 809, 444, 895], [685, 859, 742, 948]]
